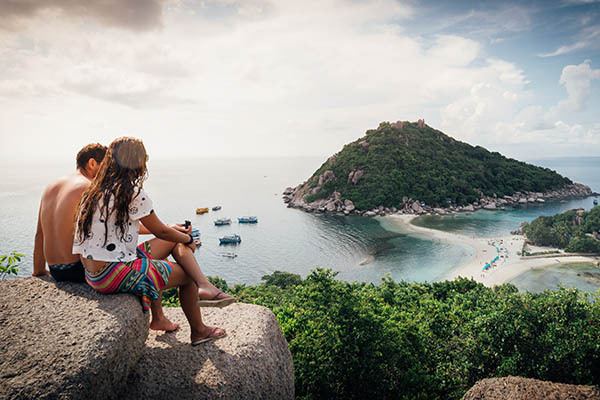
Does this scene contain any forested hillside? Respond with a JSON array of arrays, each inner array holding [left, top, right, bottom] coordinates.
[[300, 121, 572, 210]]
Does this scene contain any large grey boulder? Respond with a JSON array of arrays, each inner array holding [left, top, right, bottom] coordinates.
[[123, 303, 294, 400], [462, 376, 600, 400], [0, 276, 149, 400]]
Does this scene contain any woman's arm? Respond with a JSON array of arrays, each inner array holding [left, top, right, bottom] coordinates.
[[139, 212, 194, 248], [139, 221, 187, 235], [138, 221, 152, 235]]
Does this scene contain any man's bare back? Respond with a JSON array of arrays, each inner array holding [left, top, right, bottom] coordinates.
[[37, 174, 91, 266], [33, 144, 106, 280]]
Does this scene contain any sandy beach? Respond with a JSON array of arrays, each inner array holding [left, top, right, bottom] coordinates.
[[387, 214, 597, 287]]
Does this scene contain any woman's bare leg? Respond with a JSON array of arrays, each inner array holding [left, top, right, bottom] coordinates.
[[171, 243, 233, 301], [163, 263, 226, 343], [145, 238, 179, 331], [149, 294, 179, 331]]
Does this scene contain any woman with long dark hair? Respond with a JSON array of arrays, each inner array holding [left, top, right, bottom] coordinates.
[[73, 137, 232, 345]]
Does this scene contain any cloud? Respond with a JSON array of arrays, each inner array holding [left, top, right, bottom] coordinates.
[[0, 0, 599, 161], [0, 0, 165, 31], [538, 24, 600, 57], [556, 59, 600, 112], [539, 41, 587, 57]]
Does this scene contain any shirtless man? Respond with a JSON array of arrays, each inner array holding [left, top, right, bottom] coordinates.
[[33, 144, 107, 282]]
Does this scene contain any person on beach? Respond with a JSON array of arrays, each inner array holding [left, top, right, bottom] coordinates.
[[33, 143, 107, 282], [73, 137, 233, 345]]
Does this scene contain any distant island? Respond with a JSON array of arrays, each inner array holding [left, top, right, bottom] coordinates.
[[283, 120, 593, 215]]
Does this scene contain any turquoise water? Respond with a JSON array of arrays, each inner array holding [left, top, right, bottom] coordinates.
[[412, 156, 600, 293], [0, 157, 472, 285], [509, 263, 600, 294], [1, 156, 598, 290]]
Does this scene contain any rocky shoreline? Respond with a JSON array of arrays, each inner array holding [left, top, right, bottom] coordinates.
[[282, 183, 595, 217]]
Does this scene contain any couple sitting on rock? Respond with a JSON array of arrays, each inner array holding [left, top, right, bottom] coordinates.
[[33, 137, 234, 345]]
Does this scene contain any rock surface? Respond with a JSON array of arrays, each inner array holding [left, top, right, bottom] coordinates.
[[462, 376, 600, 400], [123, 304, 294, 400], [0, 276, 149, 400]]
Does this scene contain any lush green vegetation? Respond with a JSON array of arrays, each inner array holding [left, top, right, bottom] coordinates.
[[0, 251, 23, 280], [525, 206, 600, 252], [164, 269, 600, 399], [304, 121, 571, 209]]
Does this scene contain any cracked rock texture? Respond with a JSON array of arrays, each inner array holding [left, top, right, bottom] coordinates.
[[123, 303, 294, 400], [462, 376, 600, 400], [0, 276, 149, 400]]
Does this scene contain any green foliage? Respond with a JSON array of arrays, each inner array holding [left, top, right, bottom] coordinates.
[[261, 270, 302, 289], [161, 287, 181, 307], [565, 237, 600, 253], [0, 251, 24, 279], [304, 122, 571, 209], [525, 206, 600, 252], [164, 269, 600, 399]]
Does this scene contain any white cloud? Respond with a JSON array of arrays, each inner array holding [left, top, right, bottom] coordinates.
[[0, 0, 599, 162], [556, 59, 600, 112], [539, 41, 587, 57]]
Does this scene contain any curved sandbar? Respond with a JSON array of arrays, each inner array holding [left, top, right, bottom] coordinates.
[[386, 214, 598, 287]]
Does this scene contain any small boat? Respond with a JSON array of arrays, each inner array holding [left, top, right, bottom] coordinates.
[[212, 206, 222, 211], [219, 234, 241, 244], [191, 229, 201, 239], [214, 218, 232, 226], [221, 252, 237, 258], [238, 216, 258, 223], [594, 199, 598, 205], [196, 208, 209, 214]]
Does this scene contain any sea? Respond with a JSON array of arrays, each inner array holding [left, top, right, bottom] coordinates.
[[1, 156, 598, 293]]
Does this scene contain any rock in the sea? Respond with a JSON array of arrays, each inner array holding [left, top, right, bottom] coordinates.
[[463, 204, 475, 212], [462, 376, 600, 400], [364, 211, 377, 217], [483, 203, 496, 210], [0, 276, 149, 400], [123, 304, 294, 400]]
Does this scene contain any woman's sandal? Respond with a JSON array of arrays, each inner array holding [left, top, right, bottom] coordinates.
[[191, 326, 227, 346], [196, 290, 236, 308]]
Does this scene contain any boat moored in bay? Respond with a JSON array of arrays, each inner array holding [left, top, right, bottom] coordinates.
[[238, 216, 258, 223], [219, 234, 241, 244]]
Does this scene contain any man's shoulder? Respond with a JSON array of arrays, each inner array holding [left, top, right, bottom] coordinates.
[[44, 174, 90, 197]]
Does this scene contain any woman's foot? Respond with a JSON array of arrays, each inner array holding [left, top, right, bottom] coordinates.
[[150, 316, 180, 332], [197, 283, 235, 308], [191, 325, 227, 346]]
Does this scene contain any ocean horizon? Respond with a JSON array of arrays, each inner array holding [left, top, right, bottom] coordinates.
[[1, 156, 598, 293]]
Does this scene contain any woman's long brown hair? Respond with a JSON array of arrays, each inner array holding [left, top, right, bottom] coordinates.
[[76, 137, 148, 245]]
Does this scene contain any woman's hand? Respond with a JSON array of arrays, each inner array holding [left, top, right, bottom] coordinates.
[[168, 223, 192, 234], [167, 223, 195, 252]]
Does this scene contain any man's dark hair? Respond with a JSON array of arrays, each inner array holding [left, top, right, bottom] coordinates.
[[76, 143, 107, 170]]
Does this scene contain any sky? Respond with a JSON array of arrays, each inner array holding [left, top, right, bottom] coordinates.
[[0, 0, 599, 162]]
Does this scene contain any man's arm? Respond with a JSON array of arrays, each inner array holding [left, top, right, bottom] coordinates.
[[33, 204, 49, 276]]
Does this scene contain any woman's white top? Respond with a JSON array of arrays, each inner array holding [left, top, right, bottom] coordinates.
[[73, 189, 153, 262]]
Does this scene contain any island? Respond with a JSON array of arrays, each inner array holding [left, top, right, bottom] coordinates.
[[283, 120, 592, 216]]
